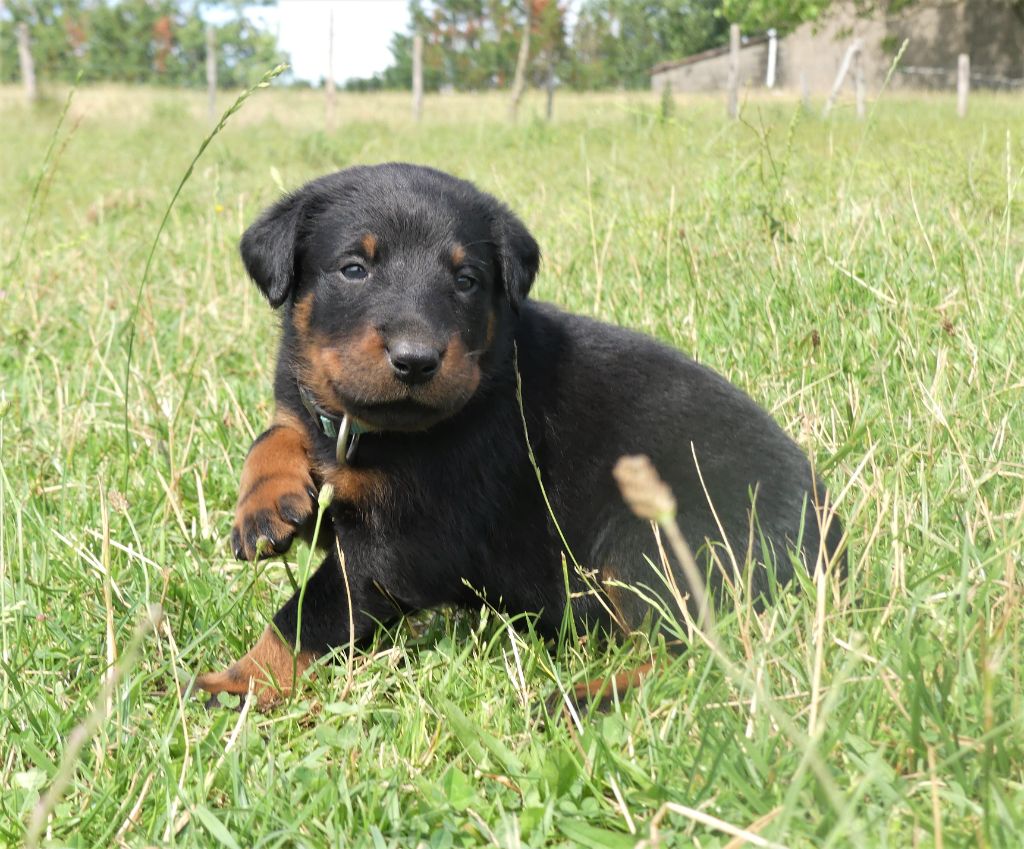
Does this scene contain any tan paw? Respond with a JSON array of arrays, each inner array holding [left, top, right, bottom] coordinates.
[[193, 627, 315, 710], [232, 423, 315, 561]]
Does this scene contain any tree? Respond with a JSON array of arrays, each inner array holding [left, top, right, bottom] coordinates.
[[507, 0, 531, 119], [0, 0, 88, 83], [719, 0, 829, 32], [346, 0, 728, 93], [0, 0, 287, 87], [530, 0, 568, 85], [721, 0, 1024, 33], [568, 0, 728, 90], [413, 0, 524, 90], [345, 0, 539, 92]]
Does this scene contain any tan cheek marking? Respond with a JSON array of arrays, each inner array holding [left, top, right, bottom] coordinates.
[[300, 326, 397, 415], [354, 326, 387, 359], [361, 233, 377, 260], [444, 334, 481, 390], [292, 293, 314, 335], [298, 339, 343, 414], [305, 327, 387, 387], [311, 344, 345, 385], [194, 626, 315, 709]]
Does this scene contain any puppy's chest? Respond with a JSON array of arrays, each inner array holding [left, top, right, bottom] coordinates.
[[319, 448, 540, 538], [316, 460, 387, 507]]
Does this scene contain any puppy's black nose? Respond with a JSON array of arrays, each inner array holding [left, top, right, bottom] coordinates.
[[387, 341, 443, 385]]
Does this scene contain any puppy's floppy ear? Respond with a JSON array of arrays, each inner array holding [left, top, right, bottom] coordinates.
[[495, 208, 540, 311], [239, 190, 309, 308]]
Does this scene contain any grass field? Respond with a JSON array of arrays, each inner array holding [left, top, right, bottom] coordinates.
[[2, 83, 1023, 848]]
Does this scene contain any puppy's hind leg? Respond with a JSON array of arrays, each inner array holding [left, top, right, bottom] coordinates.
[[194, 548, 388, 709], [193, 624, 315, 710], [547, 536, 682, 723]]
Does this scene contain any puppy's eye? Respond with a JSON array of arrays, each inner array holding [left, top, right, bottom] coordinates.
[[341, 263, 368, 281], [455, 273, 477, 293]]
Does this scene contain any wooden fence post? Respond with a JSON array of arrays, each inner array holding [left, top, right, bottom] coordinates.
[[17, 22, 37, 106], [854, 44, 865, 119], [824, 38, 862, 117], [326, 8, 336, 128], [727, 23, 740, 119], [545, 60, 556, 121], [205, 24, 216, 123], [957, 53, 970, 118], [412, 34, 423, 123]]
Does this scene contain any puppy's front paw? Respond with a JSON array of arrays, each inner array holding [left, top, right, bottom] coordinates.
[[232, 473, 316, 560], [232, 422, 316, 561]]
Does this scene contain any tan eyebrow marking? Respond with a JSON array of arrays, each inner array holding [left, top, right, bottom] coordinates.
[[451, 243, 466, 266], [361, 233, 377, 259]]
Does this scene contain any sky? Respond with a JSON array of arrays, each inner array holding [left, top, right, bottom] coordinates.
[[238, 0, 581, 87], [248, 1, 412, 86]]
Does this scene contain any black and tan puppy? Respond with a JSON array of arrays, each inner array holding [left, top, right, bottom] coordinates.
[[195, 163, 843, 707]]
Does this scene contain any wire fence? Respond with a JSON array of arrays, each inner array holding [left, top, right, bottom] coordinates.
[[898, 65, 1024, 90]]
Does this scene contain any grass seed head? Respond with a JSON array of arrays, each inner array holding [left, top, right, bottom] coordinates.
[[613, 455, 676, 523]]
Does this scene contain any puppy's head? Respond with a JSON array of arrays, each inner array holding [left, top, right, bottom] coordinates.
[[240, 163, 539, 432]]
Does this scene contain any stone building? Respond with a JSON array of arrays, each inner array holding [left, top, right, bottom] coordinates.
[[650, 0, 1024, 94]]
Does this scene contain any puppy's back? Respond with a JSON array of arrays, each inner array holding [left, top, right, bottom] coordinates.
[[515, 301, 843, 615]]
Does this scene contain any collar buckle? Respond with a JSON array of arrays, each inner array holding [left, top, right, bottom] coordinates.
[[335, 415, 361, 465], [297, 384, 362, 466]]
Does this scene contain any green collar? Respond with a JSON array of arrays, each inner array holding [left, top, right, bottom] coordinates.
[[297, 384, 369, 466]]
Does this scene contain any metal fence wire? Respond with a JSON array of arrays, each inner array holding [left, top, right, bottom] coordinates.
[[899, 65, 1024, 90]]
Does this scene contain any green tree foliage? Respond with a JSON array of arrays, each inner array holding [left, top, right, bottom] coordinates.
[[719, 0, 829, 32], [0, 0, 287, 87], [723, 0, 1024, 34], [344, 0, 523, 91], [348, 0, 727, 93], [567, 0, 728, 89], [531, 0, 567, 84], [412, 0, 523, 90], [346, 0, 566, 92]]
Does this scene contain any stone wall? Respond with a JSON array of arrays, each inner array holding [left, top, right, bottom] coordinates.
[[778, 5, 887, 92], [651, 39, 769, 94], [650, 1, 1024, 94], [889, 2, 1024, 87]]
